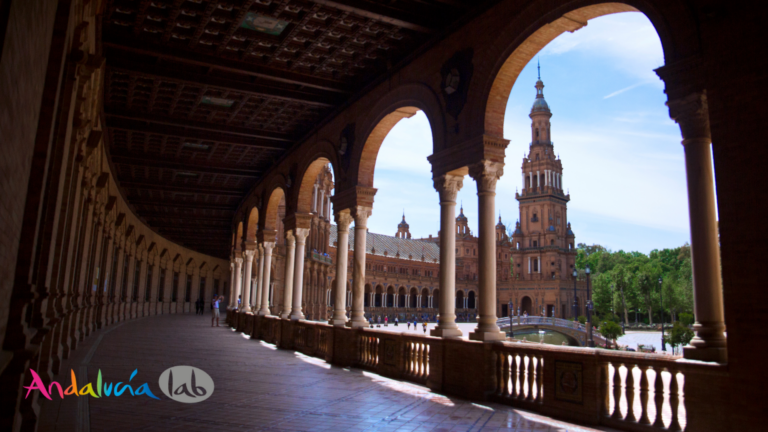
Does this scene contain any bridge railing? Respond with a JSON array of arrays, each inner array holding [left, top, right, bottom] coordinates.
[[229, 310, 726, 432], [498, 316, 606, 342]]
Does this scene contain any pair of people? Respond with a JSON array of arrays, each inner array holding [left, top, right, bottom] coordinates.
[[211, 295, 222, 327]]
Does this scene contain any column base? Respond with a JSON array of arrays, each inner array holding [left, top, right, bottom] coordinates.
[[256, 309, 270, 316], [468, 330, 506, 342], [290, 313, 305, 321], [328, 318, 348, 327], [347, 318, 368, 328], [239, 307, 252, 313], [683, 345, 727, 363], [280, 312, 291, 319], [430, 327, 463, 338]]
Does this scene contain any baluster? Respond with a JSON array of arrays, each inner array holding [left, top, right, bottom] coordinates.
[[639, 365, 651, 425], [611, 363, 623, 419], [416, 343, 423, 377], [625, 365, 636, 422], [421, 344, 428, 378], [526, 355, 535, 402], [495, 352, 503, 395], [653, 368, 665, 428], [424, 344, 430, 377], [601, 362, 611, 417], [669, 371, 682, 431], [535, 356, 543, 403], [510, 354, 518, 399], [502, 354, 510, 397], [409, 342, 415, 375]]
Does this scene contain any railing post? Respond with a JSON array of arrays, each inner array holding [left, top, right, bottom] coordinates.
[[653, 367, 665, 428], [625, 365, 636, 422], [612, 364, 623, 420], [638, 365, 651, 425], [669, 371, 682, 431]]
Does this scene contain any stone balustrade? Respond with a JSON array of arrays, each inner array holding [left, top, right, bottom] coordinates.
[[228, 310, 726, 432]]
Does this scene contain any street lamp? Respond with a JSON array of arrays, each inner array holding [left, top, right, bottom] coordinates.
[[586, 264, 594, 347], [572, 268, 578, 320], [659, 277, 666, 352]]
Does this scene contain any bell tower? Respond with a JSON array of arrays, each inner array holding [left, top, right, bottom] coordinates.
[[512, 69, 576, 283], [395, 212, 411, 239]]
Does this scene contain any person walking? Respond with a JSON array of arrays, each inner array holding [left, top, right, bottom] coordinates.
[[394, 317, 399, 326], [422, 320, 427, 334], [211, 295, 221, 327], [384, 316, 388, 326], [407, 321, 411, 330]]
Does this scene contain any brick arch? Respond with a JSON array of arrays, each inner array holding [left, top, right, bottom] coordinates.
[[477, 2, 689, 138], [263, 186, 286, 233], [245, 207, 259, 242], [234, 222, 243, 252], [295, 157, 332, 215], [351, 83, 445, 189]]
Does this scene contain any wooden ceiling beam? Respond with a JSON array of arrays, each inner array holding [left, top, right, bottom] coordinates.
[[107, 117, 287, 150], [111, 152, 260, 178], [129, 200, 236, 211], [118, 181, 246, 197], [108, 57, 339, 108], [103, 38, 350, 94], [309, 0, 440, 33], [105, 110, 294, 144]]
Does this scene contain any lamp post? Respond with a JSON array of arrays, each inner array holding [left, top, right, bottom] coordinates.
[[610, 284, 614, 316], [572, 268, 578, 320], [586, 264, 594, 347], [659, 277, 666, 352]]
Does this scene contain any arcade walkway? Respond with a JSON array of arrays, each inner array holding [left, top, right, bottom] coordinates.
[[38, 314, 616, 432]]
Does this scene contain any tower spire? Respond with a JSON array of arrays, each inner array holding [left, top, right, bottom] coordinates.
[[537, 58, 540, 80]]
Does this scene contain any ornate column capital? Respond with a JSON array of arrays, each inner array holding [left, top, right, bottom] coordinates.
[[667, 90, 710, 143], [351, 205, 372, 227], [243, 249, 256, 262], [285, 229, 296, 245], [334, 209, 354, 231], [469, 160, 504, 193], [263, 241, 275, 254], [234, 257, 243, 265], [294, 228, 310, 242], [433, 174, 464, 202]]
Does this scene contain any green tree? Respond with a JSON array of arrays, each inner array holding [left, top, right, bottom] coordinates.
[[599, 321, 623, 348], [667, 321, 694, 352]]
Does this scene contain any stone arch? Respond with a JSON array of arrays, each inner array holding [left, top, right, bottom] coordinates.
[[409, 287, 418, 308], [374, 284, 383, 307], [398, 286, 406, 308], [386, 286, 395, 307], [478, 2, 688, 138]]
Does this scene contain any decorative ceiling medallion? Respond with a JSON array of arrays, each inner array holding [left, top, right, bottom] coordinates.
[[201, 96, 234, 107], [240, 12, 288, 36]]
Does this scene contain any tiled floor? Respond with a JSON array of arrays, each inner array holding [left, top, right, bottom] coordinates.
[[38, 314, 619, 432]]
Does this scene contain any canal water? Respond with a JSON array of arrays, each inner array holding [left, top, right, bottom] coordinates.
[[507, 329, 574, 346]]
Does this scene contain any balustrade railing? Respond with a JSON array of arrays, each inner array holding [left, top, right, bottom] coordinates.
[[227, 310, 724, 432]]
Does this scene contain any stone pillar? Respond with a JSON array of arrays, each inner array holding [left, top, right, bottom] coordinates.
[[349, 206, 371, 328], [469, 161, 506, 341], [319, 190, 325, 218], [254, 243, 265, 310], [290, 228, 310, 320], [233, 256, 243, 311], [431, 174, 464, 338], [240, 249, 255, 312], [312, 184, 318, 212], [281, 231, 296, 318], [228, 260, 236, 309], [330, 211, 353, 326], [258, 242, 275, 315], [667, 92, 727, 363]]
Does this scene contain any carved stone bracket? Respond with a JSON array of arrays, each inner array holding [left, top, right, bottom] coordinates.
[[331, 186, 377, 214]]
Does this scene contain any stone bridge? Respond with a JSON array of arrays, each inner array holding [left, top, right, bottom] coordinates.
[[497, 316, 609, 347]]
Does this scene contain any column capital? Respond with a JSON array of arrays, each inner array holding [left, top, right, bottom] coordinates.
[[285, 229, 296, 244], [334, 209, 354, 231], [469, 160, 504, 193], [243, 248, 256, 261], [294, 227, 310, 242], [234, 257, 243, 264], [667, 91, 710, 142], [351, 205, 372, 227], [433, 174, 464, 202], [263, 241, 275, 253]]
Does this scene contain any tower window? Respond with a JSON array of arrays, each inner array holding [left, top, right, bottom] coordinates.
[[551, 240, 554, 245], [533, 241, 538, 247]]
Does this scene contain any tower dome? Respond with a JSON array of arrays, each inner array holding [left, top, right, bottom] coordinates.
[[395, 212, 411, 239], [531, 61, 550, 114]]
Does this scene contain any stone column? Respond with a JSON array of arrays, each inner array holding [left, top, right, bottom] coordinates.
[[469, 161, 506, 341], [349, 206, 372, 328], [233, 256, 243, 310], [258, 242, 275, 315], [254, 244, 265, 310], [240, 249, 255, 312], [281, 231, 296, 318], [431, 174, 463, 338], [228, 260, 236, 309], [290, 228, 310, 320], [668, 92, 727, 363], [330, 211, 353, 326]]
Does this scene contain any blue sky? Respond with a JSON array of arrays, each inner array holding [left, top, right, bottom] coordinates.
[[347, 12, 697, 254]]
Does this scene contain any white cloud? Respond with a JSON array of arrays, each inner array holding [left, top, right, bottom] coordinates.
[[603, 81, 650, 99]]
